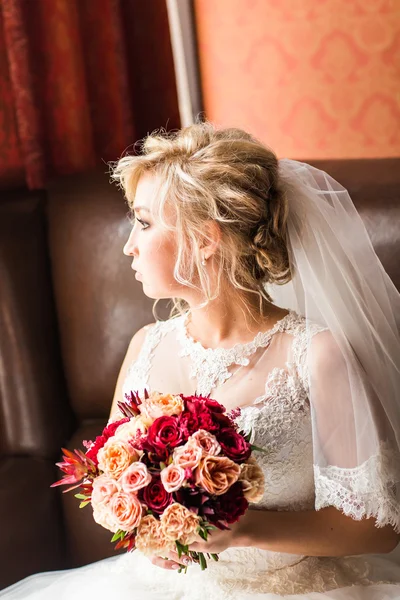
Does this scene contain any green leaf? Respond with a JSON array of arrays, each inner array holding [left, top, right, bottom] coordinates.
[[110, 530, 125, 543], [251, 444, 268, 454], [199, 552, 207, 570], [79, 500, 91, 508], [160, 462, 167, 470], [211, 553, 219, 562], [175, 540, 183, 558], [74, 493, 88, 500], [198, 529, 207, 541]]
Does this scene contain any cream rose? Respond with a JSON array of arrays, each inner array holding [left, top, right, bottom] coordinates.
[[120, 462, 152, 493], [188, 429, 221, 456], [114, 416, 147, 442], [160, 503, 200, 546], [98, 438, 139, 479], [140, 392, 184, 426], [160, 464, 186, 493], [91, 474, 120, 507], [239, 460, 265, 503], [172, 442, 202, 470], [93, 503, 118, 533], [196, 455, 240, 496], [135, 514, 172, 556], [110, 491, 144, 532]]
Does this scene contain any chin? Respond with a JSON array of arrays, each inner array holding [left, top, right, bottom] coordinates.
[[141, 286, 172, 301]]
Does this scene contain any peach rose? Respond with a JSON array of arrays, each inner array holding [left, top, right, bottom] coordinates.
[[114, 416, 147, 442], [196, 455, 240, 496], [98, 439, 139, 479], [172, 442, 202, 470], [91, 474, 120, 507], [110, 491, 144, 532], [140, 392, 184, 426], [93, 502, 118, 533], [239, 460, 265, 503], [160, 464, 186, 493], [120, 462, 152, 493], [135, 514, 173, 557], [188, 429, 221, 456], [160, 503, 200, 546]]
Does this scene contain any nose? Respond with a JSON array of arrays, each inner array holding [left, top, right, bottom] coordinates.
[[123, 227, 137, 257]]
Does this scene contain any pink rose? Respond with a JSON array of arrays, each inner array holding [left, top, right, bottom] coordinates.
[[160, 464, 186, 493], [120, 462, 152, 494], [173, 442, 202, 469], [110, 491, 144, 532], [189, 430, 221, 456], [91, 475, 120, 507]]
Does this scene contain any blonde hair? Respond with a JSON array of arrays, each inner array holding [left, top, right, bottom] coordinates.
[[110, 121, 291, 321]]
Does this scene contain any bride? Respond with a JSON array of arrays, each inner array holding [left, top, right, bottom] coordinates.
[[2, 121, 400, 599]]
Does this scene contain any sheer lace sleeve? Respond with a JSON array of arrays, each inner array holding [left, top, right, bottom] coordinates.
[[299, 328, 400, 533]]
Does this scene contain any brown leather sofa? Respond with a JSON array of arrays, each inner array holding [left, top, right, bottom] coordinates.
[[0, 158, 399, 590]]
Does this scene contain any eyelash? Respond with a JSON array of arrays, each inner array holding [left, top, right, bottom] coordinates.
[[136, 217, 149, 231]]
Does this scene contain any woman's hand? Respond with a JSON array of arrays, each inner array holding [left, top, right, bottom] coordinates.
[[190, 519, 246, 554], [148, 517, 249, 570], [149, 549, 192, 571]]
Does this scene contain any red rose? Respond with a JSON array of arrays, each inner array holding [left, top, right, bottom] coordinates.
[[86, 418, 129, 465], [210, 482, 248, 525], [202, 398, 226, 414], [217, 428, 251, 463], [147, 416, 183, 450], [180, 397, 231, 435], [142, 474, 173, 515], [178, 411, 200, 439]]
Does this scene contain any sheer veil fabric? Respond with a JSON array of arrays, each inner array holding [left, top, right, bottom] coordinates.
[[268, 159, 400, 531]]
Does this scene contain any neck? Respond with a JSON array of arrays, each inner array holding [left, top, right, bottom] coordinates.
[[184, 294, 288, 350]]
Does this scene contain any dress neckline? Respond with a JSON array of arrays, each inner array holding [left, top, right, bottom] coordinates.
[[178, 309, 295, 354]]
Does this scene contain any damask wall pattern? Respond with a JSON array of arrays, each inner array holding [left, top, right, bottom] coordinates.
[[194, 0, 400, 159]]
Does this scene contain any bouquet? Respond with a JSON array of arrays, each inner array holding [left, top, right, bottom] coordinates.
[[52, 390, 265, 571]]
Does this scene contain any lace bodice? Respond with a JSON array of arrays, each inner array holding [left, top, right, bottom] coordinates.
[[120, 311, 322, 567], [116, 311, 400, 593]]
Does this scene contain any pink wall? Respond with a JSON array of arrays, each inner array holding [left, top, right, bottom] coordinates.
[[194, 0, 400, 159]]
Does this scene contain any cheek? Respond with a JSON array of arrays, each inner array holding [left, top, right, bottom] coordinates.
[[143, 233, 178, 279]]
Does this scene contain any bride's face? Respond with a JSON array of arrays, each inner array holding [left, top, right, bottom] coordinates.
[[123, 173, 183, 299]]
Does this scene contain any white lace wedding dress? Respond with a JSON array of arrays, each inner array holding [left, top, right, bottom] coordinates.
[[2, 310, 400, 599]]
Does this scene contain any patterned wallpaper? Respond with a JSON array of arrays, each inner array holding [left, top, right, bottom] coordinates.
[[194, 0, 400, 159]]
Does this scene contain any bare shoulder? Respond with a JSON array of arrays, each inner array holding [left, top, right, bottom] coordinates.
[[109, 322, 157, 420], [127, 322, 157, 358]]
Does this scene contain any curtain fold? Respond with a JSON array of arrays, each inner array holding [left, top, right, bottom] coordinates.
[[0, 0, 179, 190]]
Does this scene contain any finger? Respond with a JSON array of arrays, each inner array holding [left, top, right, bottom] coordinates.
[[167, 550, 192, 566], [150, 555, 181, 571]]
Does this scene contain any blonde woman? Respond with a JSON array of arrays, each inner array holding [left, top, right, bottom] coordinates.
[[2, 122, 400, 599]]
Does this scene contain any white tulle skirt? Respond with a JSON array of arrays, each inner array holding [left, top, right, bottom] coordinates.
[[1, 546, 400, 600]]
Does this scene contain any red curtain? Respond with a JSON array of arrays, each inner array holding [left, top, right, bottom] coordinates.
[[0, 0, 180, 190]]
